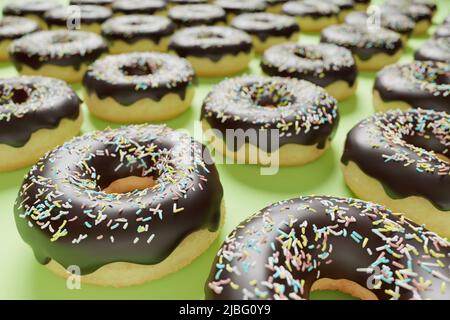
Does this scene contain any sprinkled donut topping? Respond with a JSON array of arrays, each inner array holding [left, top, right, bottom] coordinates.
[[345, 11, 415, 36], [342, 109, 450, 210], [168, 4, 227, 27], [231, 13, 299, 42], [15, 124, 223, 274], [381, 3, 432, 23], [44, 5, 112, 27], [0, 16, 40, 41], [9, 30, 108, 70], [320, 24, 403, 61], [112, 0, 166, 15], [169, 26, 253, 62], [82, 52, 195, 105], [216, 0, 267, 14], [206, 196, 450, 300], [101, 15, 176, 44], [282, 0, 340, 18], [2, 0, 62, 16], [415, 38, 450, 63], [201, 76, 339, 152], [0, 76, 80, 147], [261, 42, 357, 87]]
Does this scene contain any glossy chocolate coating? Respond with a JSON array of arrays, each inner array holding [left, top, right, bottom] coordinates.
[[82, 52, 195, 106], [344, 11, 415, 36], [0, 76, 80, 147], [168, 4, 227, 28], [0, 16, 40, 42], [2, 0, 62, 17], [414, 38, 450, 63], [320, 24, 403, 61], [282, 0, 339, 19], [44, 5, 112, 28], [9, 30, 108, 71], [374, 61, 450, 112], [169, 26, 253, 62], [231, 13, 299, 42], [101, 15, 176, 45], [342, 109, 450, 211], [201, 76, 339, 152], [261, 43, 357, 88], [15, 124, 223, 275], [206, 196, 450, 300], [112, 0, 166, 15]]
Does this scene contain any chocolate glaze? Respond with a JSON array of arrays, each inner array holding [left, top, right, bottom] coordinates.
[[0, 16, 40, 42], [14, 124, 223, 275], [168, 4, 227, 28], [69, 0, 113, 6], [261, 43, 357, 88], [216, 0, 267, 16], [320, 24, 403, 61], [9, 30, 108, 71], [101, 15, 176, 45], [282, 0, 340, 19], [342, 109, 450, 211], [414, 38, 450, 63], [201, 76, 339, 152], [374, 61, 450, 112], [0, 76, 80, 148], [82, 52, 195, 106], [169, 26, 253, 62], [112, 0, 166, 15], [206, 196, 450, 300], [344, 11, 415, 37], [2, 0, 62, 18], [44, 5, 112, 28], [231, 13, 299, 42]]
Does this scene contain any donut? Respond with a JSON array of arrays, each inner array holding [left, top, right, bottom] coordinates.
[[414, 38, 450, 63], [44, 5, 112, 34], [201, 76, 339, 166], [231, 13, 300, 53], [82, 52, 196, 123], [2, 0, 62, 29], [320, 24, 403, 71], [215, 0, 267, 22], [381, 3, 433, 35], [0, 76, 82, 172], [168, 4, 227, 28], [344, 11, 415, 43], [0, 16, 40, 61], [329, 0, 355, 22], [341, 109, 450, 240], [168, 26, 253, 77], [434, 23, 450, 39], [101, 15, 176, 54], [261, 43, 358, 101], [69, 0, 113, 6], [112, 0, 167, 16], [205, 195, 450, 300], [373, 61, 450, 113], [265, 0, 289, 14], [282, 0, 340, 32], [384, 0, 437, 16], [9, 30, 108, 84], [14, 124, 224, 287]]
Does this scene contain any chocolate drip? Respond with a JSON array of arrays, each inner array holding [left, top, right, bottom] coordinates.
[[14, 125, 223, 275], [261, 43, 357, 87], [205, 196, 450, 300], [374, 61, 450, 112], [341, 109, 450, 211], [0, 77, 81, 147]]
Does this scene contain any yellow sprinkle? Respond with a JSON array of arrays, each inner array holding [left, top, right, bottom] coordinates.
[[441, 282, 447, 294], [230, 282, 239, 290], [430, 249, 445, 258], [362, 237, 369, 248]]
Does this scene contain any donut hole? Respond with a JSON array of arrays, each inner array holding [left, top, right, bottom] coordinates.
[[244, 82, 295, 108], [0, 85, 33, 105], [103, 176, 156, 194], [50, 34, 76, 45], [196, 31, 224, 40], [401, 130, 450, 164], [121, 61, 157, 76], [293, 48, 323, 61]]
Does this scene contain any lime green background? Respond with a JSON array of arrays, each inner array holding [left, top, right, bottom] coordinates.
[[0, 0, 448, 300]]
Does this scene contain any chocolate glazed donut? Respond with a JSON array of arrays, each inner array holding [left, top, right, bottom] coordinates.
[[112, 0, 167, 15], [414, 38, 450, 63], [206, 196, 450, 300], [14, 124, 224, 283]]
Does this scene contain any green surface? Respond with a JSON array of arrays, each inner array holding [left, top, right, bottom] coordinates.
[[0, 0, 448, 300]]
